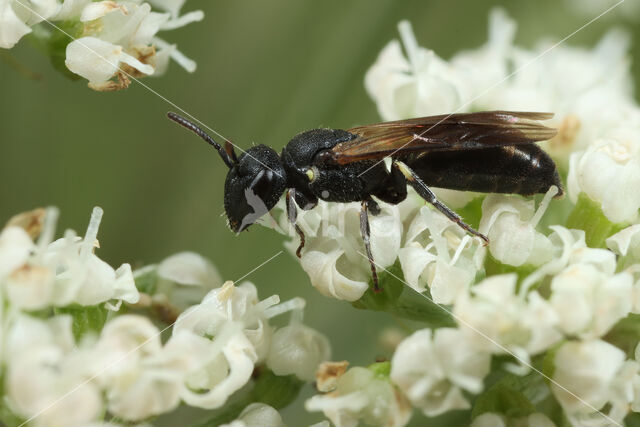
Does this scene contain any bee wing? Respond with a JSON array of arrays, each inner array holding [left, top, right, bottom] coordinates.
[[329, 111, 557, 164]]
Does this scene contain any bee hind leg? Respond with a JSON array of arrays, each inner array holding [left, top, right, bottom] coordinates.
[[393, 160, 489, 246]]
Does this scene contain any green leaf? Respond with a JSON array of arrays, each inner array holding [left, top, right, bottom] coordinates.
[[605, 313, 640, 358], [473, 368, 552, 421], [351, 263, 455, 327], [0, 372, 25, 427], [625, 412, 640, 427], [134, 266, 158, 295], [454, 196, 485, 230], [54, 304, 108, 341], [566, 193, 626, 248], [251, 370, 304, 409], [541, 341, 565, 383], [194, 369, 304, 427], [472, 381, 537, 419], [414, 409, 472, 427]]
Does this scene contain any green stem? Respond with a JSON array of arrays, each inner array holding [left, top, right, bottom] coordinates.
[[565, 193, 625, 248]]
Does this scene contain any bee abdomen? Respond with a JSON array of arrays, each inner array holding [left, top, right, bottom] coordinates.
[[407, 145, 563, 197]]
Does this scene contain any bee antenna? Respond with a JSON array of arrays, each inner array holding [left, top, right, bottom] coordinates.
[[167, 112, 236, 169]]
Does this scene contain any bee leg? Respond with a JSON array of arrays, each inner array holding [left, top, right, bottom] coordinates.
[[374, 159, 408, 205], [360, 199, 380, 292], [368, 198, 381, 215], [286, 189, 306, 257], [393, 161, 489, 246]]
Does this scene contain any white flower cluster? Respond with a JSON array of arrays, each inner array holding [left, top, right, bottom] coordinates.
[[268, 191, 485, 304], [266, 198, 413, 302], [0, 0, 203, 90], [306, 361, 411, 427], [0, 207, 330, 425], [0, 206, 139, 311], [368, 7, 640, 224], [221, 403, 286, 427], [266, 8, 640, 426]]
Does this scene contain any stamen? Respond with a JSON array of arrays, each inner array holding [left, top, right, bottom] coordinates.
[[81, 207, 103, 261], [264, 297, 305, 319], [36, 206, 59, 255], [529, 185, 558, 228]]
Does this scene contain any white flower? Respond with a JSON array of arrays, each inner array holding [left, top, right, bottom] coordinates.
[[179, 329, 256, 409], [45, 207, 139, 308], [4, 263, 56, 311], [172, 281, 304, 409], [306, 365, 412, 427], [551, 339, 630, 425], [5, 314, 103, 427], [451, 8, 516, 107], [1, 207, 139, 310], [220, 403, 286, 427], [145, 0, 204, 30], [399, 205, 483, 303], [607, 224, 640, 258], [271, 198, 405, 302], [475, 27, 635, 161], [64, 0, 202, 90], [65, 36, 155, 88], [471, 412, 556, 427], [549, 263, 632, 338], [454, 274, 561, 359], [173, 281, 276, 361], [51, 0, 91, 20], [92, 315, 209, 420], [0, 225, 34, 279], [521, 226, 616, 293], [365, 20, 466, 121], [565, 0, 640, 21], [478, 190, 556, 267], [0, 0, 59, 48], [266, 323, 331, 381], [154, 251, 223, 309], [365, 10, 635, 169], [390, 328, 491, 416], [568, 126, 640, 223]]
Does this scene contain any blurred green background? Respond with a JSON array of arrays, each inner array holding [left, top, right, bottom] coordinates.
[[1, 0, 638, 425]]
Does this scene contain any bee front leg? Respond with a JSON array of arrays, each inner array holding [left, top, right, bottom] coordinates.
[[393, 160, 489, 246], [360, 199, 380, 292], [286, 189, 306, 258]]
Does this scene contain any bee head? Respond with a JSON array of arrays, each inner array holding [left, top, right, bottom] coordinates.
[[166, 113, 286, 233], [223, 145, 286, 233]]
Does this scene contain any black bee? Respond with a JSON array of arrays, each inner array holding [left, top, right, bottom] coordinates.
[[167, 111, 562, 291]]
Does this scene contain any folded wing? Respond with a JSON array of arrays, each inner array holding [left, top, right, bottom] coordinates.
[[329, 111, 557, 164]]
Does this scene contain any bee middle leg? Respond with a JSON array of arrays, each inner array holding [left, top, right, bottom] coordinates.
[[393, 160, 489, 246], [286, 189, 306, 257], [360, 199, 380, 292]]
